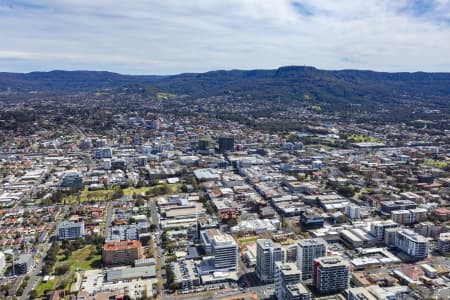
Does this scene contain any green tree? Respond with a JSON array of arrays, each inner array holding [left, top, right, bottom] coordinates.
[[337, 185, 355, 197]]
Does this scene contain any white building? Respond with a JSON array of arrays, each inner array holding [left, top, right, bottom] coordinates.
[[200, 229, 238, 271], [370, 220, 399, 241], [395, 229, 429, 259], [438, 232, 450, 255], [58, 221, 85, 240], [95, 147, 113, 159], [297, 238, 327, 280], [345, 204, 361, 219], [256, 239, 285, 283], [0, 252, 5, 275], [391, 208, 427, 225]]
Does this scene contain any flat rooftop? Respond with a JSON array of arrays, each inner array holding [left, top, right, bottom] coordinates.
[[103, 240, 142, 251]]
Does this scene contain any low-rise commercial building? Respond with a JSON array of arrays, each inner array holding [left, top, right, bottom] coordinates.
[[13, 254, 33, 275], [171, 260, 201, 289], [275, 262, 303, 300]]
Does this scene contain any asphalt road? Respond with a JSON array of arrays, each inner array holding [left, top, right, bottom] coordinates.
[[20, 242, 53, 300], [19, 205, 71, 300], [150, 199, 167, 299], [104, 200, 116, 241], [19, 209, 68, 300]]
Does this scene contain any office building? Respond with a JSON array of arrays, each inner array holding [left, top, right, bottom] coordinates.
[[111, 159, 127, 170], [384, 227, 401, 247], [198, 139, 212, 151], [102, 240, 144, 266], [256, 239, 285, 283], [59, 171, 83, 189], [275, 262, 303, 300], [218, 136, 234, 152], [340, 228, 377, 249], [200, 229, 238, 271], [345, 204, 361, 219], [103, 158, 112, 170], [380, 200, 417, 213], [94, 147, 113, 159], [58, 220, 85, 240], [13, 254, 33, 275], [394, 229, 429, 259], [284, 243, 298, 263], [300, 212, 324, 229], [95, 139, 107, 147], [438, 232, 450, 254], [108, 224, 151, 245], [391, 208, 427, 225], [152, 118, 161, 130], [313, 256, 350, 294], [370, 220, 399, 241], [297, 238, 327, 280]]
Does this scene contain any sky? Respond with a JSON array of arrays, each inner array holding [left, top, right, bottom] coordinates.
[[0, 0, 450, 74]]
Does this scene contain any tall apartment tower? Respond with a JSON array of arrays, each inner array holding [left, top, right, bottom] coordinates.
[[297, 238, 327, 280], [256, 239, 285, 283], [313, 256, 350, 294]]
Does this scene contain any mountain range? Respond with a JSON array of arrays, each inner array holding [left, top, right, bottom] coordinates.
[[1, 66, 449, 110]]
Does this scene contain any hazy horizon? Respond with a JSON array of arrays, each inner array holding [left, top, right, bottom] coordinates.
[[4, 65, 450, 76], [1, 0, 450, 74]]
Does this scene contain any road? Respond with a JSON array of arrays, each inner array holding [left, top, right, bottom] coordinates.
[[19, 205, 70, 300], [19, 205, 69, 300], [104, 200, 116, 241], [150, 198, 168, 299], [20, 242, 52, 300], [161, 290, 258, 300]]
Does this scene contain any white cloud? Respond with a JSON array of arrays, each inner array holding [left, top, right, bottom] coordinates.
[[0, 0, 449, 73]]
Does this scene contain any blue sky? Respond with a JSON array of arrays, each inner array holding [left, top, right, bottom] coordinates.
[[0, 0, 449, 74]]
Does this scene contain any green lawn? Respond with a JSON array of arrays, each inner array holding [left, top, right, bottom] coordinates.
[[346, 134, 380, 143], [123, 186, 152, 196], [80, 189, 116, 201], [124, 184, 181, 196], [424, 160, 448, 169], [62, 183, 182, 203], [304, 144, 332, 150], [61, 187, 116, 203], [34, 278, 58, 297], [34, 245, 101, 297], [65, 245, 102, 272], [237, 236, 258, 247]]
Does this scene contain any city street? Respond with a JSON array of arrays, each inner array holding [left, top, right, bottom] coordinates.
[[19, 207, 69, 300]]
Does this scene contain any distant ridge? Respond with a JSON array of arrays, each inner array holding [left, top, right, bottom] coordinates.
[[0, 66, 449, 109], [0, 70, 164, 93]]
